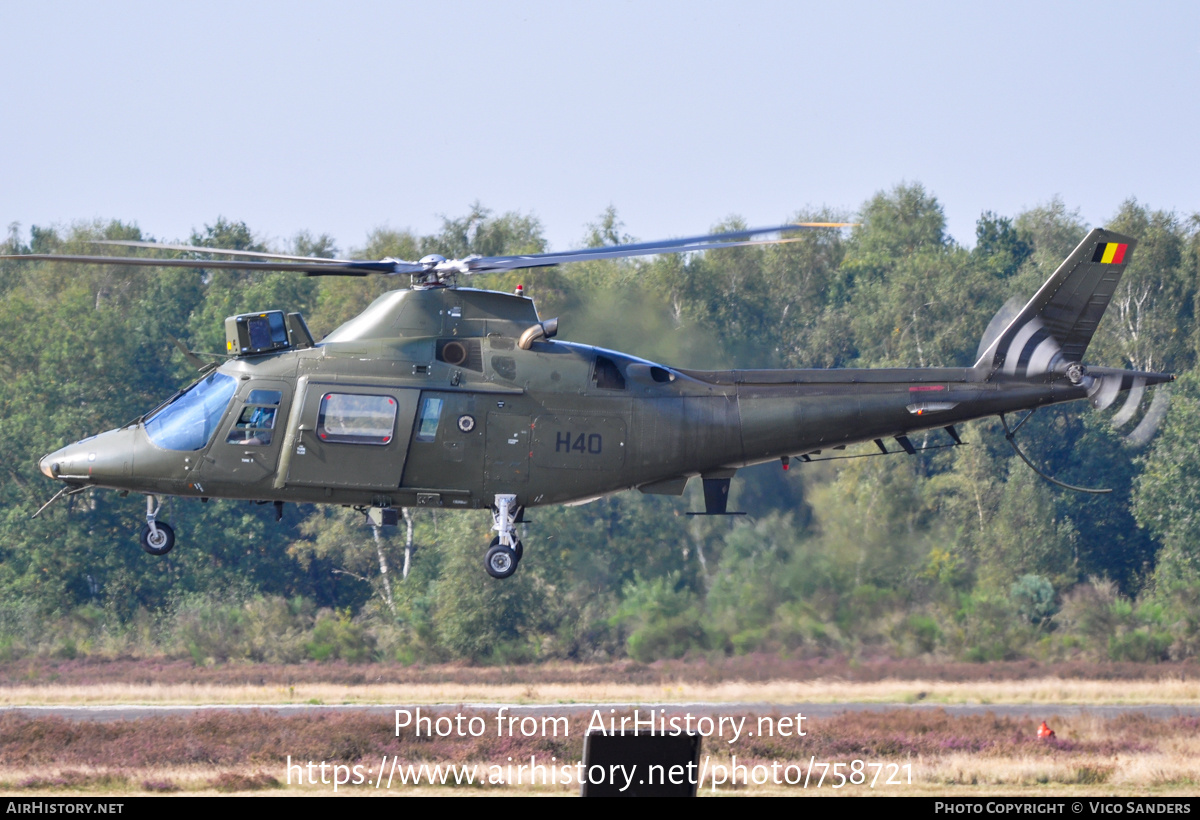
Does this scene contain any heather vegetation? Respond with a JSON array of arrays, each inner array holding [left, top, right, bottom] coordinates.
[[3, 709, 1199, 795], [3, 189, 1200, 666]]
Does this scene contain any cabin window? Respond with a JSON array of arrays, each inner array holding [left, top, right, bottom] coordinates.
[[593, 356, 626, 390], [144, 372, 238, 451], [317, 393, 397, 445], [226, 389, 282, 445], [415, 397, 444, 442]]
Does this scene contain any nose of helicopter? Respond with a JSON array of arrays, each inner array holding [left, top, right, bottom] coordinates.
[[39, 427, 137, 485]]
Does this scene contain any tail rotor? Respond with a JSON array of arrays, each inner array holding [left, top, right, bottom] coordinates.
[[1108, 377, 1146, 427], [1084, 371, 1170, 446], [1085, 372, 1124, 411], [979, 296, 1171, 447], [1124, 384, 1171, 447], [989, 314, 1065, 379]]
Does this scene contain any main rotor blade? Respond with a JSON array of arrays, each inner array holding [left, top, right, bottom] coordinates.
[[447, 223, 854, 275], [4, 222, 854, 279], [0, 253, 410, 275], [90, 239, 357, 264]]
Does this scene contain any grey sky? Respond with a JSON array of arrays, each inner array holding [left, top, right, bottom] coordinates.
[[3, 1, 1197, 254]]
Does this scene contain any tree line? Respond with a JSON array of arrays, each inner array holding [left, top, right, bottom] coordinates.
[[1, 186, 1198, 665]]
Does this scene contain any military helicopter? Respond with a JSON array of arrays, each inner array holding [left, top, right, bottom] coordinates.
[[9, 224, 1172, 579]]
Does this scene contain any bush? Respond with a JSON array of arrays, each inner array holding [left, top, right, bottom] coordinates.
[[1011, 574, 1057, 627], [904, 613, 942, 655], [626, 611, 709, 662], [613, 572, 709, 661], [1107, 630, 1171, 663], [306, 609, 375, 663], [949, 592, 1030, 662]]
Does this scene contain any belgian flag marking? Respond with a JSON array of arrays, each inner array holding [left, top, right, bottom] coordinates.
[[1091, 242, 1128, 264]]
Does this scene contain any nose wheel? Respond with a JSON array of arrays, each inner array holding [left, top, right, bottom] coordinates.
[[486, 494, 523, 579], [141, 495, 176, 556], [141, 522, 176, 555]]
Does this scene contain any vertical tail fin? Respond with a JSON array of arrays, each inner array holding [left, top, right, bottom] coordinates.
[[974, 228, 1136, 376]]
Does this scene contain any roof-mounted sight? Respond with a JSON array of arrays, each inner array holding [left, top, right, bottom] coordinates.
[[224, 310, 314, 356]]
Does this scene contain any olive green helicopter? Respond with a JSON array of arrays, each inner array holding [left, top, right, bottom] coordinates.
[[7, 223, 1173, 579]]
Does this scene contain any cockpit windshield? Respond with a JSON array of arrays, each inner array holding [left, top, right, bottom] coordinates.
[[144, 372, 237, 451]]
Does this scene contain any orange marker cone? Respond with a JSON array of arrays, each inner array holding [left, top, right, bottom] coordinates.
[[1037, 721, 1056, 739]]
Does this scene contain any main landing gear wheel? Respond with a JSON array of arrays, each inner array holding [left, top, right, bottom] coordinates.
[[490, 535, 523, 562], [140, 522, 175, 556], [485, 544, 518, 579], [487, 493, 523, 579]]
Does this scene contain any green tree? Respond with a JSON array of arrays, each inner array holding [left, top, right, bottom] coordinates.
[[430, 514, 542, 662], [1134, 371, 1200, 590]]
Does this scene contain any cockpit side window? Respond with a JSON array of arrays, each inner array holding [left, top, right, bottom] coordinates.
[[144, 372, 238, 451], [225, 389, 282, 446]]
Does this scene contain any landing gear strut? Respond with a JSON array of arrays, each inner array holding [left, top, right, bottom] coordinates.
[[485, 494, 523, 579], [140, 495, 175, 556]]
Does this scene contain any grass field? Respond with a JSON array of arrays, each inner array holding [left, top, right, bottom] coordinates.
[[6, 676, 1200, 706], [4, 656, 1200, 705]]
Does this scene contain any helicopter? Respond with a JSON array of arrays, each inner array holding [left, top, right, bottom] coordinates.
[[9, 223, 1173, 579]]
